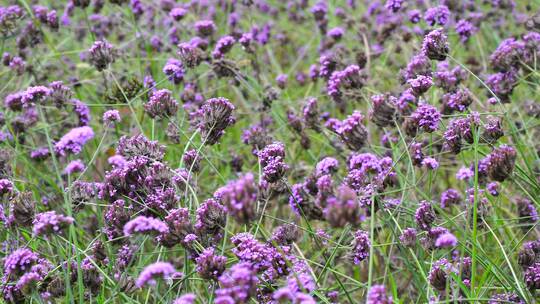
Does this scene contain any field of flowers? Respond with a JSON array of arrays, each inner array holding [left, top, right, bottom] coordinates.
[[1, 0, 540, 303]]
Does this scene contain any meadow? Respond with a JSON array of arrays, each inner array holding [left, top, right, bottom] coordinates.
[[0, 0, 539, 303]]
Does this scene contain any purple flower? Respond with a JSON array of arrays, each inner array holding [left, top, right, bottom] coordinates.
[[212, 35, 236, 59], [103, 110, 121, 125], [217, 173, 258, 224], [64, 159, 85, 175], [49, 80, 73, 107], [315, 157, 339, 176], [190, 97, 236, 145], [145, 89, 178, 119], [195, 198, 226, 236], [424, 5, 450, 26], [367, 284, 393, 304], [456, 167, 474, 180], [415, 201, 436, 230], [455, 20, 477, 42], [488, 293, 525, 304], [3, 248, 38, 277], [351, 230, 370, 264], [327, 65, 364, 102], [487, 182, 499, 196], [173, 294, 196, 304], [276, 74, 288, 89], [399, 228, 417, 247], [490, 38, 524, 72], [422, 29, 449, 61], [408, 9, 422, 23], [385, 0, 403, 13], [485, 145, 516, 182], [428, 258, 456, 291], [215, 262, 258, 304], [54, 126, 95, 156], [324, 185, 362, 228], [163, 58, 184, 84], [408, 75, 433, 96], [123, 216, 169, 237], [195, 247, 227, 280], [327, 27, 345, 40], [369, 94, 398, 127], [32, 211, 74, 236], [328, 111, 368, 151], [194, 20, 216, 37], [135, 262, 180, 288], [22, 86, 51, 105], [88, 40, 116, 71], [422, 157, 439, 170], [410, 103, 441, 133], [169, 7, 187, 21], [524, 262, 540, 290], [258, 142, 289, 183], [177, 42, 204, 68], [441, 189, 461, 208], [435, 232, 458, 248], [0, 178, 14, 195]]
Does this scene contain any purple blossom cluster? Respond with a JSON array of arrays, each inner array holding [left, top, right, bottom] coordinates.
[[0, 1, 538, 303]]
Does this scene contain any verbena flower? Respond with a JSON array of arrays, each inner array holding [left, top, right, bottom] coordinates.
[[135, 262, 181, 288], [54, 126, 95, 156], [123, 216, 169, 237], [195, 247, 227, 280], [88, 40, 116, 71], [258, 142, 289, 183], [350, 230, 370, 264], [366, 284, 393, 304], [190, 97, 236, 145], [214, 262, 258, 303], [145, 89, 178, 119], [217, 173, 258, 224]]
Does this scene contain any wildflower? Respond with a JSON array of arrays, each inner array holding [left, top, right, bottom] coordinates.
[[54, 126, 95, 156], [64, 159, 85, 175], [177, 42, 204, 68], [324, 185, 362, 228], [194, 20, 216, 37], [485, 145, 516, 182], [217, 173, 258, 224], [123, 216, 169, 237], [0, 178, 13, 195], [135, 262, 180, 288], [173, 294, 196, 304], [369, 94, 398, 127], [270, 224, 302, 246], [195, 247, 227, 280], [103, 110, 121, 126], [163, 58, 184, 84], [424, 5, 450, 26], [435, 232, 458, 248], [399, 228, 417, 247], [328, 111, 368, 151], [367, 284, 393, 304], [516, 197, 538, 228], [487, 182, 499, 196], [195, 198, 226, 236], [524, 263, 540, 290], [440, 189, 461, 208], [3, 248, 38, 277], [32, 211, 74, 236], [276, 74, 288, 89], [422, 157, 439, 170], [88, 40, 116, 71], [145, 89, 178, 119], [408, 75, 433, 96], [212, 36, 236, 59], [488, 293, 525, 304], [415, 201, 436, 230], [428, 258, 455, 291], [215, 263, 258, 304], [258, 142, 289, 183], [422, 29, 449, 61], [351, 230, 370, 264], [408, 103, 441, 134], [315, 157, 339, 177], [9, 191, 36, 226], [22, 86, 51, 105], [190, 97, 236, 145], [169, 7, 187, 21], [455, 20, 477, 42], [183, 149, 201, 172]]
